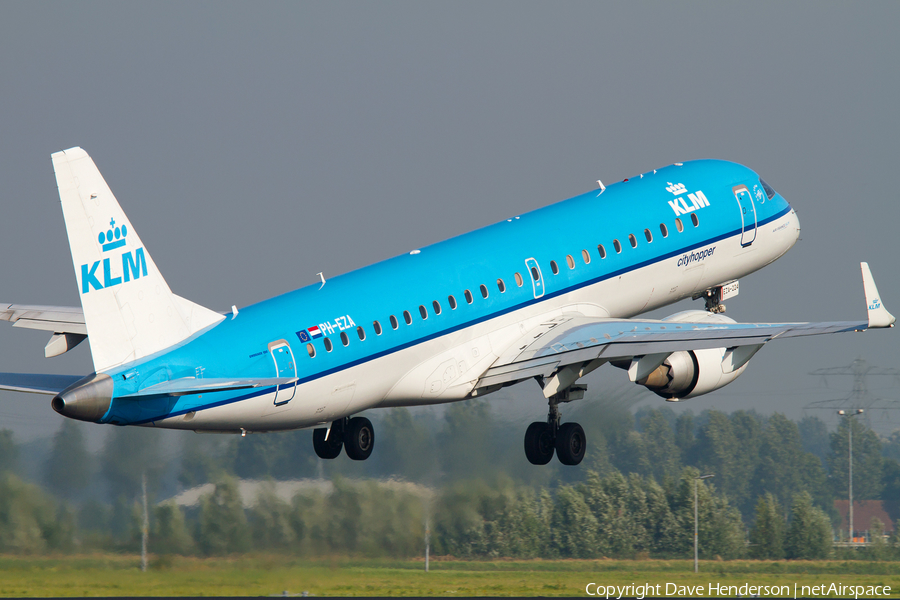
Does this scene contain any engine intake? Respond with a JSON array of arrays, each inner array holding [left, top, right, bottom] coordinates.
[[638, 350, 700, 398]]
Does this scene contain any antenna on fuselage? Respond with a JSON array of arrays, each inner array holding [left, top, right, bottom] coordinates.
[[317, 272, 326, 290], [596, 179, 606, 196]]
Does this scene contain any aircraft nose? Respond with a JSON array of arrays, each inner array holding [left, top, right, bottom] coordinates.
[[51, 373, 114, 422]]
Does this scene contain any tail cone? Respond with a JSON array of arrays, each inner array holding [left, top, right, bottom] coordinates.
[[51, 373, 114, 422]]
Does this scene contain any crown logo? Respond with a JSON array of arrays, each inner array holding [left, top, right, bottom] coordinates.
[[666, 182, 687, 195], [98, 217, 128, 252]]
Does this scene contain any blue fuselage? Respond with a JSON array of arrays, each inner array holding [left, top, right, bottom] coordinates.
[[100, 159, 796, 428]]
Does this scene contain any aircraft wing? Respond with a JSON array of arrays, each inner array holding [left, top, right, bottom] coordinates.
[[478, 316, 866, 394], [119, 376, 300, 398], [478, 262, 894, 396], [0, 372, 83, 395]]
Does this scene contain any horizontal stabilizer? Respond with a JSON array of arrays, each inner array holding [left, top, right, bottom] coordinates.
[[0, 372, 83, 395], [1, 303, 89, 357], [1, 304, 86, 334], [121, 376, 299, 398]]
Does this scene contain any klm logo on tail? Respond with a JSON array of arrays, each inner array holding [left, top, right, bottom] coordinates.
[[80, 218, 147, 294]]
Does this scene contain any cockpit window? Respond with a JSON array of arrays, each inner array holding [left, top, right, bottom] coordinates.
[[760, 178, 776, 200]]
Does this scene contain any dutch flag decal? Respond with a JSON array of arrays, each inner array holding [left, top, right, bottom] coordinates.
[[308, 325, 323, 339]]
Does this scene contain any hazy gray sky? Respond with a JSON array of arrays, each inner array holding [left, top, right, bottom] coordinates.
[[2, 1, 899, 442]]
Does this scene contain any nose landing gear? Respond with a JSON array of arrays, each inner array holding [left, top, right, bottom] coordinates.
[[523, 383, 587, 466]]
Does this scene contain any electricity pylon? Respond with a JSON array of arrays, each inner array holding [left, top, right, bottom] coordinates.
[[804, 357, 900, 433]]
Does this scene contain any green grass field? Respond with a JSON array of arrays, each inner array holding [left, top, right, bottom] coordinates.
[[0, 554, 897, 597]]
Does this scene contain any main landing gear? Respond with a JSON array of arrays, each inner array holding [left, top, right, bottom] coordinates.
[[524, 383, 587, 466], [313, 416, 375, 461]]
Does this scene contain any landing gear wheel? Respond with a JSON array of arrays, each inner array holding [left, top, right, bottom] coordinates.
[[556, 422, 586, 466], [524, 422, 555, 465], [313, 425, 343, 459], [344, 416, 375, 461]]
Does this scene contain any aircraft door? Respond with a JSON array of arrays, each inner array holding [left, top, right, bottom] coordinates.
[[268, 339, 296, 405], [525, 258, 544, 299], [733, 185, 757, 246]]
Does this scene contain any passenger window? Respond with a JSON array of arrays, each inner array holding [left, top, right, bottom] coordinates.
[[373, 320, 382, 335], [660, 223, 668, 238], [581, 249, 590, 264], [448, 295, 457, 309], [550, 260, 559, 274], [675, 218, 684, 232], [480, 284, 489, 299], [644, 228, 652, 243], [419, 305, 428, 320], [403, 310, 412, 325], [597, 244, 607, 259], [390, 315, 399, 330], [340, 331, 349, 346], [628, 234, 637, 248], [566, 255, 575, 269], [464, 289, 473, 304], [514, 272, 523, 287], [307, 343, 316, 358], [357, 326, 365, 341], [691, 213, 699, 227], [433, 300, 441, 315], [613, 239, 622, 253], [497, 278, 506, 293], [531, 266, 540, 281], [324, 338, 333, 352]]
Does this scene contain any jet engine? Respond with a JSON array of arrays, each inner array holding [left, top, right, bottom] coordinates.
[[630, 310, 753, 400]]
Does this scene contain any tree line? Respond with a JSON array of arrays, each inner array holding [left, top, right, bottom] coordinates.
[[1, 392, 900, 559]]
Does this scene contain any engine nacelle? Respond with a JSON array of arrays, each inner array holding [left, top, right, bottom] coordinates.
[[635, 310, 750, 400]]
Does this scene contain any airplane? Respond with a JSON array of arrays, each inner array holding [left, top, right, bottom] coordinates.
[[0, 147, 894, 466]]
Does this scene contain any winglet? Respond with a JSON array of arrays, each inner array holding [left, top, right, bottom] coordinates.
[[861, 262, 895, 328]]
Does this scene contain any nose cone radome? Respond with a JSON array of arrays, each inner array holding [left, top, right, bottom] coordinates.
[[51, 373, 114, 423]]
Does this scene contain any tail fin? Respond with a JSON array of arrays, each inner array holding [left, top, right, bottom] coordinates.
[[52, 147, 224, 372]]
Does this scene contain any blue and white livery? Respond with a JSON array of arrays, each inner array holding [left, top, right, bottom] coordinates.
[[0, 148, 894, 465]]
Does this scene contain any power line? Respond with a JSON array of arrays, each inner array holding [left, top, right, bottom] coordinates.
[[803, 357, 900, 433]]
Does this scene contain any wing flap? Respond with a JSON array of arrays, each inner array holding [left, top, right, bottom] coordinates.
[[475, 359, 561, 389]]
